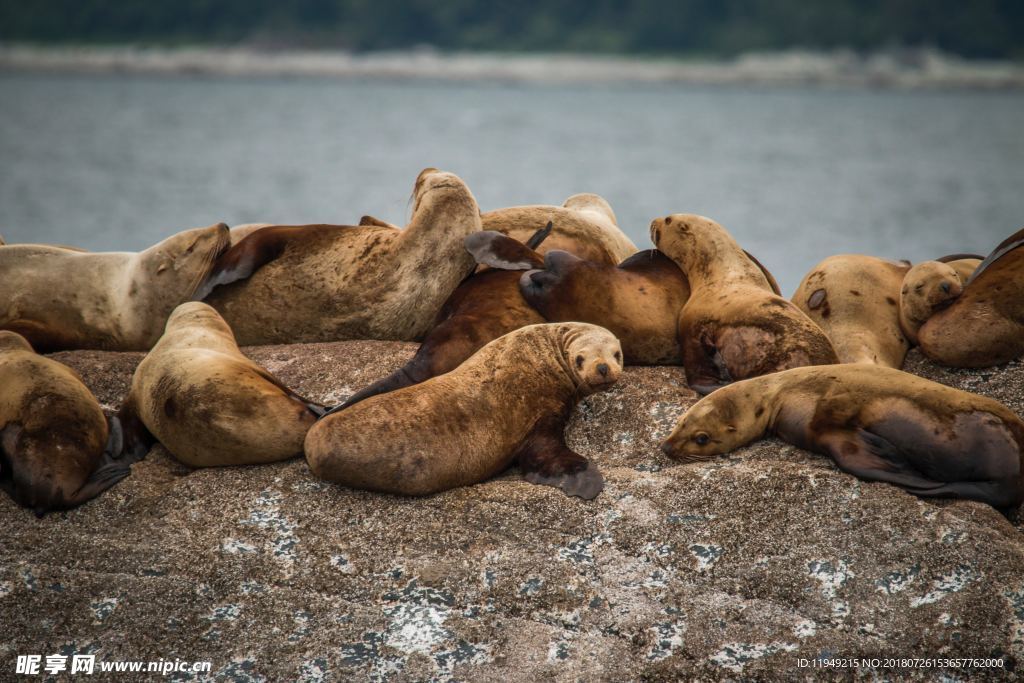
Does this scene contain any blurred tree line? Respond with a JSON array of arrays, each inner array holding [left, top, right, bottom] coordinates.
[[2, 0, 1022, 60]]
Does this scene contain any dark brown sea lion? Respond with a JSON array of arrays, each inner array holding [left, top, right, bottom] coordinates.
[[520, 249, 691, 365], [793, 255, 912, 367], [0, 223, 230, 351], [200, 168, 483, 344], [306, 323, 623, 500], [651, 214, 838, 393], [918, 228, 1024, 367], [0, 331, 130, 515], [661, 364, 1024, 509], [118, 302, 323, 467]]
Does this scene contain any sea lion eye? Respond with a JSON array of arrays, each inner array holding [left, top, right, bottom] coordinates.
[[575, 354, 584, 369], [694, 433, 710, 446], [614, 351, 621, 362]]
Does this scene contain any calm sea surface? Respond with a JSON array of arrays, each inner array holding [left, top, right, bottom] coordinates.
[[1, 72, 1023, 294]]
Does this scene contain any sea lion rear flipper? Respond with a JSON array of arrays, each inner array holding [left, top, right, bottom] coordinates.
[[525, 221, 553, 250], [464, 230, 545, 271], [115, 398, 155, 462], [743, 250, 782, 295], [516, 415, 604, 500], [359, 215, 398, 229], [823, 429, 947, 492]]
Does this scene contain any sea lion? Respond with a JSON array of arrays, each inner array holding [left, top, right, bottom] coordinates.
[[306, 323, 623, 500], [118, 302, 324, 467], [660, 364, 1024, 508], [917, 228, 1024, 367], [336, 227, 552, 409], [793, 255, 911, 367], [482, 193, 637, 264], [0, 223, 230, 351], [0, 331, 130, 515], [201, 169, 483, 344], [651, 214, 838, 393], [520, 249, 690, 365], [899, 254, 982, 346]]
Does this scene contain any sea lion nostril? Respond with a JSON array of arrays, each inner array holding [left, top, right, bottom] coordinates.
[[660, 441, 673, 455], [597, 363, 609, 377]]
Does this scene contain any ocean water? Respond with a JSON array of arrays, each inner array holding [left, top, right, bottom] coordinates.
[[1, 71, 1022, 295]]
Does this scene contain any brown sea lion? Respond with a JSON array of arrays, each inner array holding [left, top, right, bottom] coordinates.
[[0, 331, 130, 515], [651, 214, 838, 393], [661, 364, 1024, 509], [482, 193, 637, 264], [520, 249, 691, 365], [0, 223, 230, 351], [793, 255, 912, 367], [200, 169, 483, 344], [899, 255, 982, 346], [118, 302, 324, 467], [306, 323, 623, 500], [917, 228, 1024, 367]]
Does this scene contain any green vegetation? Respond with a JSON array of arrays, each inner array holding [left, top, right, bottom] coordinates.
[[2, 0, 1023, 60]]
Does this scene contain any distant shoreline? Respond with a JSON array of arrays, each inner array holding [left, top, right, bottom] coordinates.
[[2, 44, 1024, 90]]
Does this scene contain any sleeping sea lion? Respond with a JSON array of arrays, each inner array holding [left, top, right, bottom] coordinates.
[[118, 302, 324, 467], [917, 228, 1024, 367], [0, 223, 230, 351], [201, 168, 483, 344], [899, 254, 982, 346], [793, 255, 911, 367], [0, 331, 130, 515]]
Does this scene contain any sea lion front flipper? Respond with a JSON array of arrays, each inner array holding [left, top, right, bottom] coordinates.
[[115, 397, 155, 462], [516, 415, 604, 500], [525, 221, 554, 250], [689, 330, 732, 395], [464, 231, 545, 271], [966, 226, 1024, 286], [62, 454, 132, 513], [743, 249, 782, 295], [822, 429, 947, 492]]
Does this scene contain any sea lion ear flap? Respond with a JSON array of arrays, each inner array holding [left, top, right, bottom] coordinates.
[[464, 230, 545, 271]]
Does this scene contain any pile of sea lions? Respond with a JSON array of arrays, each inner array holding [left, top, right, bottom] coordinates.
[[1, 168, 1022, 517]]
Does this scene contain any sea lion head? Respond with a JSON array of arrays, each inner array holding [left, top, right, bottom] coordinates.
[[649, 213, 730, 275], [660, 391, 754, 462], [0, 330, 33, 352], [560, 324, 623, 395], [563, 193, 617, 226], [900, 261, 964, 329], [136, 222, 231, 300], [410, 168, 477, 220]]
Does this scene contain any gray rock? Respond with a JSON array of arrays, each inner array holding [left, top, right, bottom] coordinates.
[[2, 344, 1022, 681]]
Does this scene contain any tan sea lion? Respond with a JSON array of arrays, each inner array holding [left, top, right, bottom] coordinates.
[[482, 193, 637, 264], [200, 169, 483, 344], [661, 364, 1024, 509], [0, 223, 230, 351], [118, 302, 324, 467], [899, 254, 982, 345], [651, 214, 838, 393], [0, 331, 130, 515], [307, 323, 623, 500], [793, 255, 912, 367], [520, 249, 691, 365], [918, 228, 1024, 367]]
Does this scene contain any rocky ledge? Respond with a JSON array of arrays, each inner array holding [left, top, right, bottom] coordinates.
[[2, 343, 1023, 681]]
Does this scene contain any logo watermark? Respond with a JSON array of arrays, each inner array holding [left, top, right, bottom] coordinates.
[[15, 654, 212, 676]]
